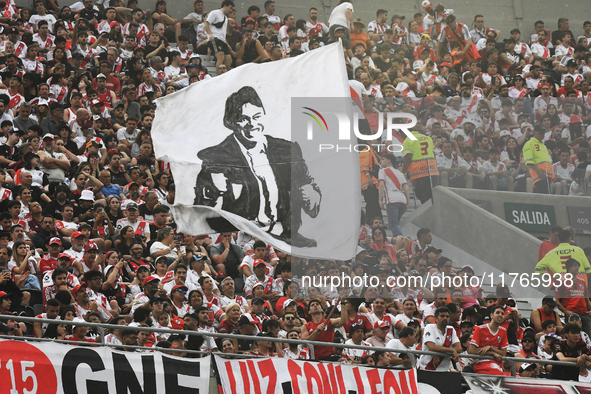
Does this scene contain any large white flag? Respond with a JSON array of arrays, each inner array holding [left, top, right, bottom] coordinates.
[[152, 42, 359, 259]]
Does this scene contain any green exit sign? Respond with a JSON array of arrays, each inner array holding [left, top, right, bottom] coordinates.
[[504, 202, 557, 232]]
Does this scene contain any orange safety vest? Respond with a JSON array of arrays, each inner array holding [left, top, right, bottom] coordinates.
[[360, 149, 379, 190]]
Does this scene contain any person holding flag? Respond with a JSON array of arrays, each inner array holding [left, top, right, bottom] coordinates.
[[402, 131, 439, 203], [523, 125, 555, 193]]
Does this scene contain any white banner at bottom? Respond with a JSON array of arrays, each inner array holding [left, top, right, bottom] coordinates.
[[0, 339, 210, 394], [214, 354, 418, 394]]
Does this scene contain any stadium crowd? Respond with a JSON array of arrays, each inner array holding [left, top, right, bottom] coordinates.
[[0, 0, 589, 384]]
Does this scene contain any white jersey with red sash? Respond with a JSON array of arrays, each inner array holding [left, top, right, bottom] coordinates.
[[0, 187, 12, 201], [0, 89, 24, 109], [531, 42, 550, 59], [32, 33, 55, 49], [50, 84, 68, 104], [115, 218, 148, 236], [111, 57, 123, 74], [378, 167, 407, 204], [508, 86, 528, 98], [74, 45, 98, 68], [306, 20, 328, 37], [243, 274, 278, 297], [418, 325, 459, 370], [0, 3, 14, 19], [22, 58, 45, 76], [123, 23, 150, 44]]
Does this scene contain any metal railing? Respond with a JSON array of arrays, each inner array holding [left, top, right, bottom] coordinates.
[[0, 314, 579, 377]]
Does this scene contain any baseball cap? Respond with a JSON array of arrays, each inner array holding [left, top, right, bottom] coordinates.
[[72, 284, 87, 294], [461, 264, 475, 273], [350, 323, 365, 334], [570, 114, 582, 124], [407, 319, 421, 327], [90, 99, 101, 106], [439, 62, 452, 68], [499, 130, 511, 137], [283, 299, 296, 308], [92, 115, 102, 121], [463, 306, 482, 318], [239, 314, 260, 325], [543, 296, 557, 306], [374, 320, 391, 329], [519, 363, 536, 373], [48, 237, 62, 246], [251, 297, 265, 305], [125, 201, 139, 211], [71, 231, 85, 239], [252, 281, 264, 289], [38, 98, 49, 107], [496, 285, 512, 298], [42, 133, 55, 140], [96, 73, 107, 80], [422, 0, 432, 9], [171, 285, 188, 293], [421, 33, 431, 40], [155, 255, 168, 265], [57, 252, 73, 261], [569, 313, 581, 322], [522, 326, 535, 340], [186, 62, 200, 69], [142, 275, 160, 287], [84, 242, 98, 252], [253, 259, 266, 268], [0, 291, 9, 298], [544, 333, 559, 341], [71, 317, 86, 329]]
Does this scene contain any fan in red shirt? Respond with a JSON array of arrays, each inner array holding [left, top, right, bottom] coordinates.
[[556, 259, 591, 322], [39, 237, 62, 274], [64, 318, 96, 344], [342, 297, 373, 335], [301, 298, 347, 361], [538, 226, 562, 260], [469, 304, 509, 375]]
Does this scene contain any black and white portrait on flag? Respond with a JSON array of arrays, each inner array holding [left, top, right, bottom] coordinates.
[[152, 42, 360, 259], [193, 86, 322, 248]]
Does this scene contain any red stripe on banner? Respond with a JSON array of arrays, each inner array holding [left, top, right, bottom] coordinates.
[[327, 363, 339, 394], [225, 362, 237, 394], [304, 362, 324, 394], [258, 359, 277, 394], [316, 363, 333, 393], [408, 369, 419, 394], [288, 359, 303, 393], [398, 369, 411, 394], [366, 368, 381, 394], [239, 361, 250, 393], [335, 365, 347, 394], [353, 367, 366, 394], [247, 360, 261, 393], [383, 370, 403, 394]]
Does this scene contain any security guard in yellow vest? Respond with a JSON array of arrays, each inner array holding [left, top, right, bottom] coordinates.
[[523, 125, 555, 193], [402, 131, 439, 203]]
